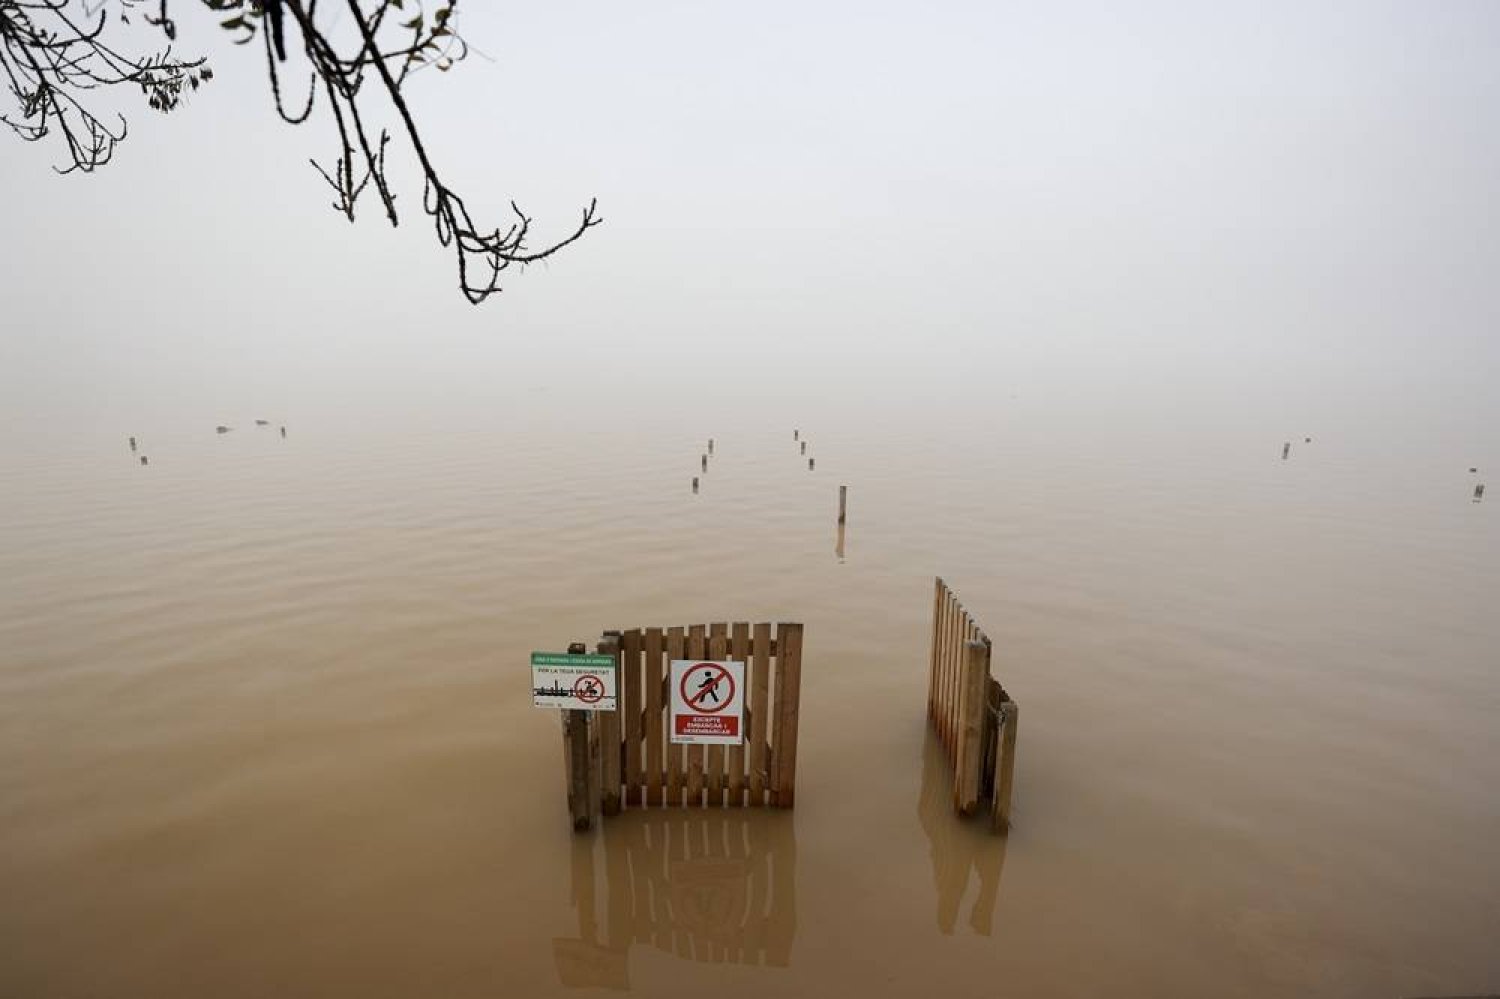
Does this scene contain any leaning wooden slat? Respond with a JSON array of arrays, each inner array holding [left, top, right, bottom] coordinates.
[[955, 639, 987, 815], [946, 592, 963, 758], [928, 577, 944, 724], [665, 626, 686, 807], [621, 629, 643, 807], [749, 622, 772, 807], [771, 622, 803, 808], [644, 626, 666, 807], [943, 589, 959, 754], [933, 583, 948, 740], [728, 622, 751, 806], [686, 624, 707, 806], [597, 635, 622, 816], [992, 698, 1019, 833], [705, 622, 729, 807]]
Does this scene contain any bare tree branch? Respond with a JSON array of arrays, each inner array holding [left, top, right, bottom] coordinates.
[[0, 0, 600, 303]]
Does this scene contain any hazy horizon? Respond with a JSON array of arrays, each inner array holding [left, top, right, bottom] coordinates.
[[2, 2, 1498, 461]]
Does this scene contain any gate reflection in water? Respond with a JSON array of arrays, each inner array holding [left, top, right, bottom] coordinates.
[[554, 810, 798, 989], [918, 730, 1007, 935]]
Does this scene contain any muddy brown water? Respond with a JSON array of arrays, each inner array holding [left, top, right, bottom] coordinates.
[[2, 408, 1496, 998]]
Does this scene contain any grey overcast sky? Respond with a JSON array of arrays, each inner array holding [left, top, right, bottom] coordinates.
[[3, 2, 1498, 444]]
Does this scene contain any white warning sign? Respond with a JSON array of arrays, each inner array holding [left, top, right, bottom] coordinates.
[[532, 652, 617, 711], [669, 659, 745, 745]]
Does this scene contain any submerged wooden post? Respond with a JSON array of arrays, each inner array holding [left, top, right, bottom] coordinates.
[[597, 635, 622, 816], [1476, 483, 1486, 502], [808, 458, 815, 471], [708, 438, 714, 455], [955, 640, 988, 815], [563, 641, 597, 832], [1281, 442, 1290, 459], [771, 622, 804, 808], [992, 701, 1018, 832], [837, 485, 847, 525], [800, 441, 807, 455]]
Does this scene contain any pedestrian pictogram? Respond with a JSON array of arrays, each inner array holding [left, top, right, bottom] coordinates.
[[669, 659, 745, 745]]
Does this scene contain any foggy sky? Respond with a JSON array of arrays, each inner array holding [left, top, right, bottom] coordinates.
[[3, 2, 1498, 448]]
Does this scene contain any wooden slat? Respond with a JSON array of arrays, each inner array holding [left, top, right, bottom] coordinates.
[[771, 622, 803, 808], [706, 622, 729, 806], [749, 622, 772, 806], [621, 629, 643, 807], [665, 626, 686, 808], [686, 624, 707, 806], [728, 622, 750, 806], [563, 709, 592, 831], [597, 635, 622, 816], [945, 591, 961, 757], [993, 699, 1018, 832], [644, 626, 665, 807], [928, 577, 943, 723], [956, 639, 987, 814]]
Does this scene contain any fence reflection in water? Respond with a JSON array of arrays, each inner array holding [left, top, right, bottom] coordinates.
[[554, 810, 798, 989], [917, 730, 1008, 936]]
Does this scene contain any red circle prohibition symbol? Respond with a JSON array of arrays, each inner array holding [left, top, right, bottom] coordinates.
[[573, 674, 605, 704], [681, 663, 735, 714]]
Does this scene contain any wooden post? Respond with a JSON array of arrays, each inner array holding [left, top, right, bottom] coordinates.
[[728, 622, 751, 806], [771, 622, 803, 808], [992, 700, 1018, 832], [707, 623, 729, 806], [955, 640, 988, 814], [749, 622, 772, 806], [708, 438, 714, 454], [800, 441, 807, 455], [644, 627, 666, 807], [666, 627, 686, 807], [808, 458, 815, 471], [597, 635, 622, 816], [563, 641, 598, 832], [837, 485, 847, 525], [621, 630, 643, 808]]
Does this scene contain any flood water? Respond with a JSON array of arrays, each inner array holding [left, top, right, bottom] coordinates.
[[2, 396, 1497, 999]]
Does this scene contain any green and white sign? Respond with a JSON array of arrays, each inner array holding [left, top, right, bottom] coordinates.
[[532, 652, 617, 711]]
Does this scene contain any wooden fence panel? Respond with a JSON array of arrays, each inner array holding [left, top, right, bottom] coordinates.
[[925, 578, 1017, 834], [621, 629, 643, 809], [685, 625, 707, 806], [645, 627, 666, 807]]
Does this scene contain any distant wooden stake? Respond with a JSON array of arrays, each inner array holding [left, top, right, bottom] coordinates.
[[800, 441, 807, 455], [1282, 442, 1290, 459], [702, 454, 708, 471], [139, 456, 148, 466], [708, 438, 714, 454], [692, 476, 699, 492], [838, 485, 847, 525], [808, 458, 815, 470], [793, 429, 799, 441], [1476, 484, 1486, 502]]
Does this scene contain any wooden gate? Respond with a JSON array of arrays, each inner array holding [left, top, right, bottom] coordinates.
[[927, 578, 1017, 832], [563, 622, 804, 829]]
